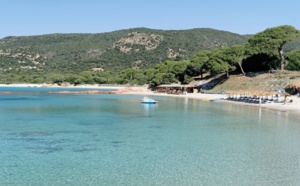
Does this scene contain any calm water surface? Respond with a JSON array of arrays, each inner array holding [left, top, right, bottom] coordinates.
[[0, 87, 300, 185]]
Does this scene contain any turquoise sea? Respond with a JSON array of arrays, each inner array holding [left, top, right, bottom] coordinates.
[[1, 87, 300, 186]]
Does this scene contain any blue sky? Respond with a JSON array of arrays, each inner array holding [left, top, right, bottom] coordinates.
[[1, 0, 299, 38]]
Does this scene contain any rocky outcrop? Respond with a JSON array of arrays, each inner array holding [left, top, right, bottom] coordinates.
[[113, 32, 163, 53], [166, 48, 185, 59], [0, 50, 45, 71]]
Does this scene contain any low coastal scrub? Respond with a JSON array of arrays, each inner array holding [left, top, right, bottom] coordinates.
[[1, 25, 299, 91]]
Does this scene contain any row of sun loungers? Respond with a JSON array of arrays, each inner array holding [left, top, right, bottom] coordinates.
[[226, 96, 283, 104], [225, 90, 288, 105]]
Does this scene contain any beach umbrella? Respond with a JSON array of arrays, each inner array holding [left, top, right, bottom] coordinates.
[[264, 91, 275, 100], [252, 91, 261, 97], [226, 90, 234, 98], [285, 81, 300, 95], [285, 81, 300, 89]]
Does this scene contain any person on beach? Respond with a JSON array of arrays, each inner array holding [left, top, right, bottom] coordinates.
[[284, 95, 289, 104]]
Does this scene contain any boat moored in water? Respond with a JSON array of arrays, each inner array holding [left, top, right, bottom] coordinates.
[[140, 96, 158, 104]]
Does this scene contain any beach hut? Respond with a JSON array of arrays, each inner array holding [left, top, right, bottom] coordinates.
[[156, 84, 195, 94], [285, 81, 300, 95]]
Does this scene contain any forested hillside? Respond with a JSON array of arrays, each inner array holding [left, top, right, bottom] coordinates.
[[0, 28, 249, 74], [1, 26, 299, 86]]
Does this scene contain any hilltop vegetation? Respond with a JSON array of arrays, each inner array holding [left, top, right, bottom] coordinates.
[[0, 26, 300, 89], [0, 28, 248, 74]]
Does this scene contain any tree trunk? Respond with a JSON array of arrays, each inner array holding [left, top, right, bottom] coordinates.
[[238, 62, 246, 76], [279, 47, 285, 71]]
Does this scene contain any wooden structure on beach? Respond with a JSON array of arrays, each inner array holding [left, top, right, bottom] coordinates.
[[155, 84, 196, 94], [285, 81, 300, 95]]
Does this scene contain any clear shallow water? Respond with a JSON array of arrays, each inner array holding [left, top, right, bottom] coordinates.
[[1, 88, 300, 186]]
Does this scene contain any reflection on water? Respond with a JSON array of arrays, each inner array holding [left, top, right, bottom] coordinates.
[[258, 107, 262, 127], [142, 103, 158, 117], [183, 97, 188, 113]]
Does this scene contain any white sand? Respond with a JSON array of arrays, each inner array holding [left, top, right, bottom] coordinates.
[[121, 91, 300, 114], [1, 84, 299, 114], [0, 84, 126, 89], [0, 84, 44, 87]]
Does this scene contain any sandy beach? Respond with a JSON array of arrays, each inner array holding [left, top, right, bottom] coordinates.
[[119, 88, 300, 115], [0, 83, 126, 89], [1, 83, 299, 115]]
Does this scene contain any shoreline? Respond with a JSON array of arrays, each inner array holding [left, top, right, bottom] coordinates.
[[1, 83, 299, 115], [121, 91, 300, 115], [0, 83, 126, 89]]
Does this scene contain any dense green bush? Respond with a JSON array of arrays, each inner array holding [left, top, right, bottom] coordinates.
[[0, 26, 299, 85]]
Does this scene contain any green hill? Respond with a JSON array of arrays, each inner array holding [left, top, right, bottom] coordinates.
[[0, 28, 249, 74]]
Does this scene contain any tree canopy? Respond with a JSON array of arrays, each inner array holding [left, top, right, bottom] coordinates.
[[191, 50, 211, 78], [286, 48, 300, 71], [0, 25, 299, 86], [247, 25, 300, 70]]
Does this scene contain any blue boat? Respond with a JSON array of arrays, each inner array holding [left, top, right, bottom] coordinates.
[[140, 96, 158, 104]]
